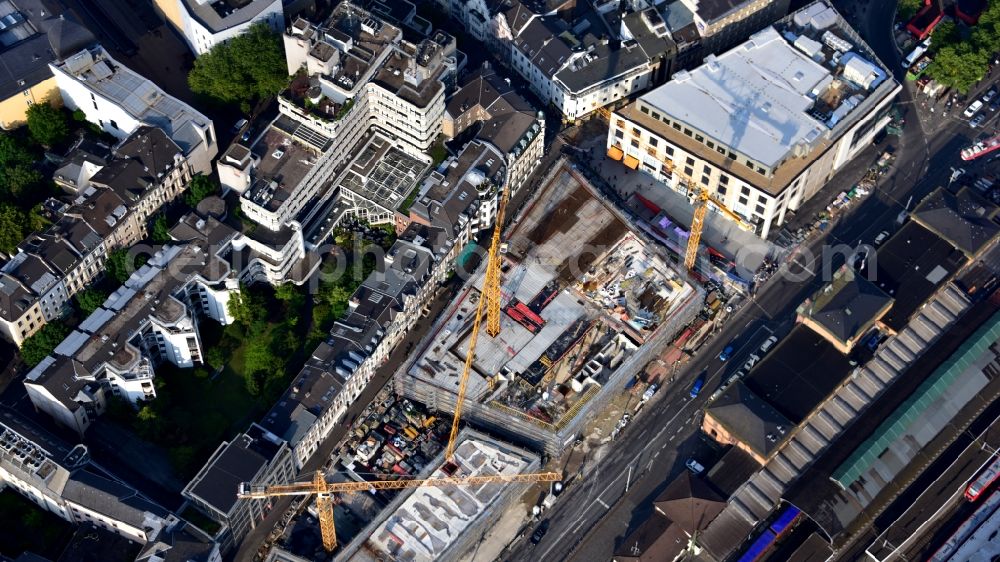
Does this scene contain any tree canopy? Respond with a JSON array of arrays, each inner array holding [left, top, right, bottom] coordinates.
[[25, 103, 70, 148], [106, 248, 147, 285], [20, 322, 70, 367], [898, 0, 923, 22], [151, 214, 171, 244], [188, 23, 289, 111], [75, 288, 109, 315], [184, 174, 218, 207], [924, 2, 1000, 93]]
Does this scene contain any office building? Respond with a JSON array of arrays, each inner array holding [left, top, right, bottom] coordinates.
[[183, 424, 295, 551], [608, 1, 899, 237]]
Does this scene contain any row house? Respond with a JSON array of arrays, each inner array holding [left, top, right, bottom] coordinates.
[[0, 128, 201, 347], [442, 63, 545, 196], [24, 241, 240, 436]]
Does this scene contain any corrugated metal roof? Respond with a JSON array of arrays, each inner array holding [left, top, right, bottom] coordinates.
[[832, 311, 1000, 487]]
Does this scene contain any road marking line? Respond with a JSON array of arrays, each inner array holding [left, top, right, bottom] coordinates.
[[596, 498, 610, 509], [540, 388, 700, 560]]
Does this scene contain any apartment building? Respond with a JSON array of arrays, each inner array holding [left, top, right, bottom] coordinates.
[[0, 0, 95, 129], [608, 2, 900, 238], [51, 46, 218, 176], [680, 0, 792, 56], [503, 9, 659, 121], [0, 128, 201, 346], [153, 0, 283, 55], [0, 408, 221, 561], [443, 64, 545, 196], [405, 139, 508, 245], [24, 241, 239, 436], [183, 424, 295, 551]]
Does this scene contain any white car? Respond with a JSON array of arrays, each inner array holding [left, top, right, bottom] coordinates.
[[743, 353, 761, 372], [874, 230, 890, 246], [686, 458, 705, 475], [759, 335, 779, 354], [965, 100, 984, 117]]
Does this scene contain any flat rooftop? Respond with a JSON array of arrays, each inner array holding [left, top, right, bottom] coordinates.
[[637, 1, 893, 169], [244, 126, 320, 213], [745, 324, 854, 423], [357, 432, 538, 561], [54, 47, 211, 155], [180, 0, 277, 34], [334, 134, 427, 215], [873, 221, 967, 330]]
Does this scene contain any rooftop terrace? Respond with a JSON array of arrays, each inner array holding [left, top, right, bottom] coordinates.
[[243, 127, 320, 213]]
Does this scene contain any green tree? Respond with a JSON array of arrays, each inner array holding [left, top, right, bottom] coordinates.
[[27, 204, 50, 232], [0, 203, 25, 254], [898, 0, 923, 22], [930, 20, 960, 48], [274, 282, 304, 313], [321, 284, 353, 319], [25, 103, 70, 147], [106, 248, 147, 284], [151, 214, 171, 243], [135, 404, 164, 440], [188, 23, 288, 111], [1, 164, 43, 201], [75, 288, 109, 315], [205, 347, 225, 370], [106, 248, 132, 284], [0, 134, 34, 168], [20, 322, 70, 367], [926, 42, 989, 94], [184, 174, 218, 207], [227, 284, 266, 328], [244, 335, 282, 377]]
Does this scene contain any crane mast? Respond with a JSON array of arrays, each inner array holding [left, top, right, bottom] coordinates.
[[446, 182, 510, 461]]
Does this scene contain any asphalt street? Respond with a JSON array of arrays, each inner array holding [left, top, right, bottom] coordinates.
[[503, 2, 999, 560]]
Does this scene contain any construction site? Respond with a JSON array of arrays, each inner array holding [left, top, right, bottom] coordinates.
[[336, 428, 541, 562], [396, 163, 702, 455]]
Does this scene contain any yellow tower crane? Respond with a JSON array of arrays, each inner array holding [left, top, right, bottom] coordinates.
[[661, 161, 752, 270], [238, 180, 559, 553], [238, 469, 561, 551], [445, 180, 511, 460]]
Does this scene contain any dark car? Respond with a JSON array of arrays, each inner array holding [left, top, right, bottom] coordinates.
[[530, 520, 550, 544], [690, 373, 706, 398]]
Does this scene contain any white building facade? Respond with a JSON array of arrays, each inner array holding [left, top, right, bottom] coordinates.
[[153, 0, 284, 55]]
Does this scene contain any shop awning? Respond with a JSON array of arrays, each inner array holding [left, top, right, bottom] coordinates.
[[623, 155, 639, 170], [607, 146, 624, 161]]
